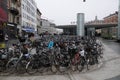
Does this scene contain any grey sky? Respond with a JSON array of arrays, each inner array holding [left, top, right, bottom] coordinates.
[[35, 0, 119, 25]]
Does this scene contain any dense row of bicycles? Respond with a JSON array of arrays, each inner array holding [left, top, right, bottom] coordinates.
[[0, 35, 104, 75]]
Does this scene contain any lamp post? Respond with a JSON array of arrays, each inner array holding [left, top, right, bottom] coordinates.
[[83, 0, 86, 2]]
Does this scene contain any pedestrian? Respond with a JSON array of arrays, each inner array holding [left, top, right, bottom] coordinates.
[[5, 34, 8, 43], [25, 34, 28, 39], [4, 34, 9, 49], [5, 34, 8, 44], [25, 33, 36, 55]]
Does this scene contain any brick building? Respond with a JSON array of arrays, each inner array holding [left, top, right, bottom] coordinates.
[[101, 11, 118, 39]]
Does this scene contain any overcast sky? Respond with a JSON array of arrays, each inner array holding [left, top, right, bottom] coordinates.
[[35, 0, 119, 25]]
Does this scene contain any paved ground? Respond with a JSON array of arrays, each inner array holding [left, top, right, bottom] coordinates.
[[71, 39, 120, 80], [0, 39, 120, 80], [105, 75, 120, 80]]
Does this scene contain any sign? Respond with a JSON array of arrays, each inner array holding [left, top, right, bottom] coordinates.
[[0, 43, 5, 48], [22, 27, 35, 33]]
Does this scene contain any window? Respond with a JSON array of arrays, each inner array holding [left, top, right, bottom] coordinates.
[[17, 17, 19, 24], [22, 13, 24, 17], [40, 21, 42, 26], [22, 4, 24, 9], [23, 21, 26, 26]]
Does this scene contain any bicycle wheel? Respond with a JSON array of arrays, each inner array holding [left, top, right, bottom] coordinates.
[[51, 65, 57, 73], [59, 66, 67, 73], [16, 60, 27, 74], [0, 60, 5, 72], [38, 67, 44, 73], [26, 61, 38, 75], [77, 59, 84, 72], [6, 60, 16, 74]]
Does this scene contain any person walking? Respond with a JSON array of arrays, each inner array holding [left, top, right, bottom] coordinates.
[[25, 33, 36, 55], [5, 34, 9, 49], [5, 34, 8, 43]]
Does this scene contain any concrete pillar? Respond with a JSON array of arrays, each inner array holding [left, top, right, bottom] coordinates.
[[118, 0, 120, 40], [77, 13, 85, 36]]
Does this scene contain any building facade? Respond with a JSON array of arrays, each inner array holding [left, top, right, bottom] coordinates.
[[0, 0, 8, 43], [7, 0, 20, 38], [8, 0, 20, 24], [86, 16, 104, 36], [0, 0, 8, 21], [7, 0, 38, 37], [21, 0, 37, 32], [40, 19, 56, 34], [86, 16, 104, 25], [37, 8, 42, 34], [101, 11, 118, 39]]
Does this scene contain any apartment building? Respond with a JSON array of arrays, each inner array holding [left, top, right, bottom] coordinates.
[[40, 19, 56, 34], [7, 0, 21, 38], [37, 8, 42, 34], [21, 0, 37, 32]]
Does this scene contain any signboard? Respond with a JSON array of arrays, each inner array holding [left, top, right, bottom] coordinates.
[[22, 26, 35, 33]]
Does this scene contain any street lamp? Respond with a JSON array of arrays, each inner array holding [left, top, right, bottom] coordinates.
[[83, 0, 86, 2]]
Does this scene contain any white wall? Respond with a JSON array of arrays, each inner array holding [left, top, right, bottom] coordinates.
[[40, 19, 57, 34], [21, 0, 37, 31]]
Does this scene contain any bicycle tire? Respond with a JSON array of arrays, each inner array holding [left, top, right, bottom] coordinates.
[[77, 59, 84, 72], [26, 61, 38, 75], [51, 65, 57, 73], [6, 60, 17, 74], [16, 60, 27, 74], [0, 60, 5, 72]]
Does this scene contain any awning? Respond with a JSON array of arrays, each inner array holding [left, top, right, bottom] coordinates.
[[7, 23, 17, 27], [0, 7, 7, 21], [22, 27, 35, 33], [0, 18, 6, 22]]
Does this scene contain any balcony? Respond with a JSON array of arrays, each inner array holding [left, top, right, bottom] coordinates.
[[9, 7, 19, 15]]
